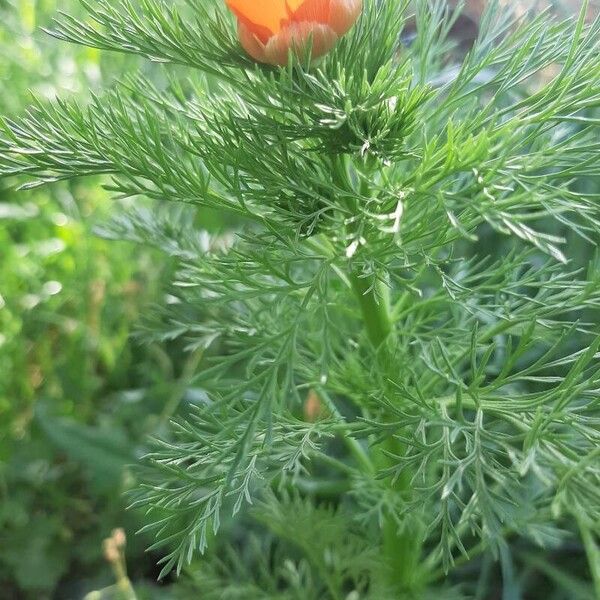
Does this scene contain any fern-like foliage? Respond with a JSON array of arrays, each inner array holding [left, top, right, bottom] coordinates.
[[2, 0, 600, 596]]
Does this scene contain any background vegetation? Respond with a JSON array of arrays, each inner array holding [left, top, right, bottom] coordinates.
[[0, 1, 185, 597], [0, 1, 598, 599]]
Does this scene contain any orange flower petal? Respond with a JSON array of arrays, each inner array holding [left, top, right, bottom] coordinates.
[[236, 15, 273, 43], [290, 0, 331, 24], [226, 0, 362, 65], [226, 0, 304, 36], [263, 22, 338, 65], [328, 0, 362, 35], [238, 21, 268, 62]]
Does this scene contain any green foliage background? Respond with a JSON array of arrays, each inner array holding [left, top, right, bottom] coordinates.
[[0, 1, 185, 597], [0, 1, 599, 599]]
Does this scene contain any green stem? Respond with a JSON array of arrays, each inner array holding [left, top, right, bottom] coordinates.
[[337, 154, 423, 592], [349, 270, 423, 593], [349, 272, 392, 349], [318, 388, 374, 475], [112, 560, 138, 600]]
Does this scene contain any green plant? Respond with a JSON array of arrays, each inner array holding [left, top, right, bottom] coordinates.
[[1, 0, 599, 597], [0, 2, 176, 597]]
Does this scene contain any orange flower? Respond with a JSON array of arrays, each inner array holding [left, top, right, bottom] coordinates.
[[226, 0, 363, 65]]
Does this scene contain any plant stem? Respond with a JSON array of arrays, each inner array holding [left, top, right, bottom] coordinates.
[[349, 273, 392, 349], [318, 388, 374, 475], [348, 269, 423, 593], [112, 560, 138, 600], [338, 154, 423, 592]]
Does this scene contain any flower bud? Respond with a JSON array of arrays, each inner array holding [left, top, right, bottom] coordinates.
[[112, 528, 127, 549], [226, 0, 363, 65], [103, 538, 120, 564], [304, 389, 326, 422]]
